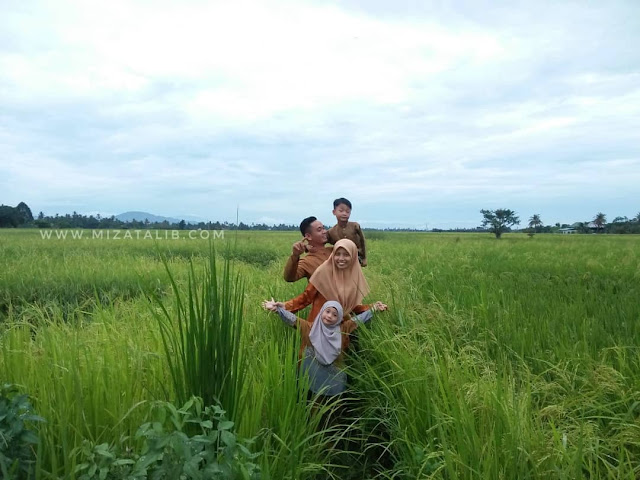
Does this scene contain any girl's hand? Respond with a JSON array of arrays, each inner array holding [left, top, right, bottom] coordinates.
[[372, 301, 388, 312], [261, 298, 283, 312]]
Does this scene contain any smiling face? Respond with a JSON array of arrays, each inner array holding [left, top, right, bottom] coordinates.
[[333, 247, 352, 269], [304, 220, 328, 245], [321, 306, 340, 326]]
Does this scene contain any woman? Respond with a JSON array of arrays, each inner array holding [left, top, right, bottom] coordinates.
[[282, 238, 378, 323]]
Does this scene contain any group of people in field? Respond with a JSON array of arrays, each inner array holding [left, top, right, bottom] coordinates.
[[261, 198, 388, 403]]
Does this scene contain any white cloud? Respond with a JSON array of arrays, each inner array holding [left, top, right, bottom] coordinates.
[[1, 0, 639, 228]]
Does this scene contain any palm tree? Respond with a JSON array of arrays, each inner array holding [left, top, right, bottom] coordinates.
[[635, 212, 640, 223], [593, 212, 606, 233], [528, 214, 543, 233]]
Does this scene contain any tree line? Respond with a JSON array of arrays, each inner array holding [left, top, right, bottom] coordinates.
[[0, 202, 440, 233], [0, 202, 298, 231], [479, 209, 640, 238], [2, 202, 639, 235]]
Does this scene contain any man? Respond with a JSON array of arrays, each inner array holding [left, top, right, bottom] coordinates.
[[283, 216, 333, 282]]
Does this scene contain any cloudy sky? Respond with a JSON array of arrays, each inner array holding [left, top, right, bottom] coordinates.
[[1, 0, 639, 229]]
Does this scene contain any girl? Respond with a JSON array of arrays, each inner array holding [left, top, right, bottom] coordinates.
[[261, 299, 387, 396]]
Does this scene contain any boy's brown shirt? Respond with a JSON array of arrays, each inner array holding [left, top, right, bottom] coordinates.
[[327, 222, 366, 261]]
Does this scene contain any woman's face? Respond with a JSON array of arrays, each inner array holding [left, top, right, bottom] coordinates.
[[333, 247, 352, 269], [321, 306, 340, 326]]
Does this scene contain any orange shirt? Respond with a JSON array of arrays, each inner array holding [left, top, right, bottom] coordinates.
[[282, 246, 333, 282], [284, 283, 370, 326]]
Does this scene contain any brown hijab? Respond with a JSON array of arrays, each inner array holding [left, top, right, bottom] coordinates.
[[309, 239, 370, 314]]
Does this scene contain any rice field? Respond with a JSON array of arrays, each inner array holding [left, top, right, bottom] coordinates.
[[1, 229, 639, 479]]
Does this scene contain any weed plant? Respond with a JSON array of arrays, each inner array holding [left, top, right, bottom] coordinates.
[[149, 242, 246, 423]]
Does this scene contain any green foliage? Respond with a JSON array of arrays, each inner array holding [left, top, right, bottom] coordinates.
[[0, 206, 21, 228], [0, 384, 45, 480], [0, 202, 33, 228], [15, 203, 34, 224], [480, 208, 520, 238], [74, 397, 261, 480], [149, 242, 246, 423], [593, 212, 607, 232], [608, 220, 640, 234], [528, 213, 543, 232]]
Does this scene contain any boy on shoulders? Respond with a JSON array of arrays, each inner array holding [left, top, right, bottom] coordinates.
[[327, 198, 367, 267]]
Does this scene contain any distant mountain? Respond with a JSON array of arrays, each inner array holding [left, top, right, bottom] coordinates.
[[115, 211, 202, 224]]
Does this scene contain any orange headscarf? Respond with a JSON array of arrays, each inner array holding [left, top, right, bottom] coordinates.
[[309, 239, 370, 314]]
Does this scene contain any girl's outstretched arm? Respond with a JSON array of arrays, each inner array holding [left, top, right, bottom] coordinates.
[[261, 298, 297, 327], [352, 309, 373, 324], [261, 298, 285, 312], [351, 301, 388, 315], [372, 301, 388, 312], [352, 302, 388, 324], [275, 306, 298, 327]]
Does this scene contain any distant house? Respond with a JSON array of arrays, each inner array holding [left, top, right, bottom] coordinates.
[[587, 222, 603, 232], [558, 227, 577, 234]]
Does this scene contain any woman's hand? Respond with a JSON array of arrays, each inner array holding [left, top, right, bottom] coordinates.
[[261, 298, 284, 312], [372, 301, 388, 312]]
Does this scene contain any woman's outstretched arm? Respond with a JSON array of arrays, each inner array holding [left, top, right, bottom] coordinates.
[[283, 283, 318, 314]]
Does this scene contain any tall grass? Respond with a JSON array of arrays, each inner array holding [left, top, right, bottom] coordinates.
[[1, 230, 639, 478], [0, 301, 167, 479], [149, 242, 246, 424], [349, 233, 640, 478]]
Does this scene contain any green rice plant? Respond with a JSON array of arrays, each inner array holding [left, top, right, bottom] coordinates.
[[2, 229, 639, 478], [0, 300, 168, 479], [0, 229, 209, 322], [363, 231, 389, 241], [149, 242, 246, 425], [350, 297, 640, 479], [220, 245, 280, 267]]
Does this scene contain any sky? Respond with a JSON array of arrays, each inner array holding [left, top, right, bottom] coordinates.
[[1, 0, 639, 229]]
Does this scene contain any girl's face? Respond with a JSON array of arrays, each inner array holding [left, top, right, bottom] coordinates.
[[333, 247, 352, 269], [321, 306, 340, 326]]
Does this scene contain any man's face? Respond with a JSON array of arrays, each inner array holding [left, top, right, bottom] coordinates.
[[305, 220, 327, 244], [333, 204, 351, 223]]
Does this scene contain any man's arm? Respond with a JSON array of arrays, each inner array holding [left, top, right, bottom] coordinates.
[[283, 240, 308, 282], [283, 255, 306, 282]]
